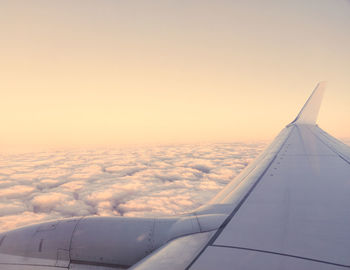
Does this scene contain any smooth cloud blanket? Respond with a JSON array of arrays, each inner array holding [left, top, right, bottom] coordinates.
[[0, 142, 266, 232]]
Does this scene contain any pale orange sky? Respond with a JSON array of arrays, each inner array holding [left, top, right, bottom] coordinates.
[[0, 0, 349, 151]]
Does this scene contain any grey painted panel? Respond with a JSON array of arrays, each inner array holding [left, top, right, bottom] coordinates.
[[190, 246, 348, 270], [69, 215, 223, 268], [0, 265, 66, 270], [69, 263, 125, 270], [0, 219, 79, 266], [70, 217, 155, 267], [0, 214, 224, 270], [130, 232, 215, 270], [214, 126, 350, 265]]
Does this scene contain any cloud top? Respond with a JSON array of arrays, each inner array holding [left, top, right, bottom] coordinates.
[[0, 142, 265, 232]]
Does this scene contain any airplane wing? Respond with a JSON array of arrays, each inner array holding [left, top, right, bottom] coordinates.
[[131, 82, 350, 269], [1, 83, 349, 270]]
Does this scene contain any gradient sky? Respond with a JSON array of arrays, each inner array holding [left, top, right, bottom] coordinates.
[[0, 0, 349, 150]]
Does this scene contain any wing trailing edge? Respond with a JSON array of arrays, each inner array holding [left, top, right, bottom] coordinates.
[[289, 82, 326, 125]]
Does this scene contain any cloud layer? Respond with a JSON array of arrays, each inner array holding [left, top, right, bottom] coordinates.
[[0, 142, 265, 232]]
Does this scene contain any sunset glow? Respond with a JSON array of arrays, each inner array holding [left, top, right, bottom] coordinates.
[[0, 0, 349, 151]]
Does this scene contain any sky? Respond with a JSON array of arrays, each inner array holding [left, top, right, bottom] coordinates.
[[0, 0, 349, 150]]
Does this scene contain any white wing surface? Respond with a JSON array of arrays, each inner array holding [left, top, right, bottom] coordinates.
[[132, 83, 350, 270], [185, 83, 350, 269]]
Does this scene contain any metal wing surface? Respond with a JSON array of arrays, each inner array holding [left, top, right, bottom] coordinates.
[[185, 82, 350, 269]]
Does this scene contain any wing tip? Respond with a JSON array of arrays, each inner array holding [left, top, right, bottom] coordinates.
[[289, 82, 327, 126], [316, 81, 327, 90]]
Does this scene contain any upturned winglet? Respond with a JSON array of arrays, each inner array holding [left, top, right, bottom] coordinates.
[[289, 82, 326, 125]]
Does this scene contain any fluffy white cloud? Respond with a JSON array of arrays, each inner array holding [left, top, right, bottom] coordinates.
[[0, 142, 265, 232], [31, 192, 70, 213], [0, 185, 35, 198]]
